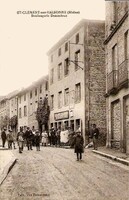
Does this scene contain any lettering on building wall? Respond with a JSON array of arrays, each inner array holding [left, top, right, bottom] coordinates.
[[54, 111, 69, 121]]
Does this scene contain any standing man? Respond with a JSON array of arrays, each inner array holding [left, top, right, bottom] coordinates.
[[92, 124, 99, 150], [24, 127, 33, 150], [1, 127, 7, 148]]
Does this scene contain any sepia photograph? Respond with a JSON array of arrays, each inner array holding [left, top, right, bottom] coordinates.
[[0, 0, 129, 199]]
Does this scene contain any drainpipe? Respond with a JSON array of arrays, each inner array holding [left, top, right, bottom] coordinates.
[[84, 21, 90, 145]]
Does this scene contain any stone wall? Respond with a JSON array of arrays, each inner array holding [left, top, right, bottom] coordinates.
[[111, 100, 121, 148], [105, 1, 128, 38], [85, 21, 106, 145]]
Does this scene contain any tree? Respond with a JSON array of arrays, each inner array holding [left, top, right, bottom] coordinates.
[[0, 115, 10, 129], [9, 115, 17, 130], [36, 96, 50, 132]]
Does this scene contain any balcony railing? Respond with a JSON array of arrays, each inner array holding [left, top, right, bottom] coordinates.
[[118, 59, 129, 86], [107, 59, 129, 95], [107, 70, 118, 92]]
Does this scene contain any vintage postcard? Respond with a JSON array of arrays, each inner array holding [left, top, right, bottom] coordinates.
[[0, 0, 129, 200]]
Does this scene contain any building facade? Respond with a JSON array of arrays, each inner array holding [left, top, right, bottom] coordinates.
[[17, 76, 48, 131], [0, 91, 19, 131], [27, 76, 48, 130], [8, 91, 19, 133], [47, 19, 106, 144], [0, 97, 10, 130], [17, 88, 29, 131], [105, 2, 129, 153]]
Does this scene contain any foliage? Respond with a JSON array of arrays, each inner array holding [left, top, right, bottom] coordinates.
[[0, 115, 10, 129], [36, 97, 50, 126], [9, 115, 17, 127]]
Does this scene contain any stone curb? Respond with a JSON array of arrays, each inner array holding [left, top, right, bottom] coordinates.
[[92, 150, 129, 166], [0, 148, 9, 150], [0, 156, 17, 185]]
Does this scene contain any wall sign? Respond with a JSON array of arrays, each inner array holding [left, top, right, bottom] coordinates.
[[54, 111, 69, 121]]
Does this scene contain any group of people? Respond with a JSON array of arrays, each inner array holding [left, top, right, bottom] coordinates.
[[16, 126, 63, 153], [1, 128, 16, 149], [17, 127, 44, 153], [0, 123, 99, 161]]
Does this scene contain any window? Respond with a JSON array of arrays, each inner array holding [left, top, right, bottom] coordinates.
[[64, 58, 69, 76], [19, 108, 22, 118], [124, 30, 129, 59], [11, 99, 13, 106], [51, 123, 53, 129], [19, 96, 21, 104], [113, 2, 118, 24], [75, 50, 80, 70], [58, 48, 61, 56], [65, 42, 68, 52], [112, 44, 118, 70], [58, 91, 62, 108], [51, 55, 53, 62], [45, 81, 48, 91], [50, 68, 54, 84], [30, 91, 32, 99], [64, 88, 69, 106], [76, 33, 79, 44], [40, 85, 42, 93], [35, 88, 37, 96], [64, 121, 68, 130], [51, 95, 54, 110], [24, 106, 27, 116], [35, 101, 38, 111], [24, 94, 26, 101], [30, 103, 33, 115], [76, 119, 81, 130], [58, 63, 62, 80], [75, 83, 81, 103]]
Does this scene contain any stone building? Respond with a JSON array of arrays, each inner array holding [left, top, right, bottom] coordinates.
[[17, 76, 48, 131], [27, 76, 48, 131], [47, 19, 106, 144], [104, 2, 129, 153], [0, 91, 19, 131], [8, 90, 19, 133], [17, 88, 29, 131], [0, 97, 9, 130]]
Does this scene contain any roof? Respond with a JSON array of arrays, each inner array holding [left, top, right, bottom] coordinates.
[[17, 75, 48, 96], [47, 18, 105, 55], [0, 90, 19, 102]]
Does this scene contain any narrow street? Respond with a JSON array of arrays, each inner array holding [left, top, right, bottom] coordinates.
[[0, 147, 129, 200]]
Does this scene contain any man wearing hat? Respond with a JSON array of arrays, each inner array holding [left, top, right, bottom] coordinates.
[[1, 127, 7, 148]]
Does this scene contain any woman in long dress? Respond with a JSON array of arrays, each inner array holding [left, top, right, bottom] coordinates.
[[41, 131, 48, 146]]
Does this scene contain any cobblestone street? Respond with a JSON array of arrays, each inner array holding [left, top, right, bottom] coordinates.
[[0, 147, 129, 200]]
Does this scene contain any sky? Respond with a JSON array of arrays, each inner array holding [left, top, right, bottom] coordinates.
[[0, 0, 105, 96]]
